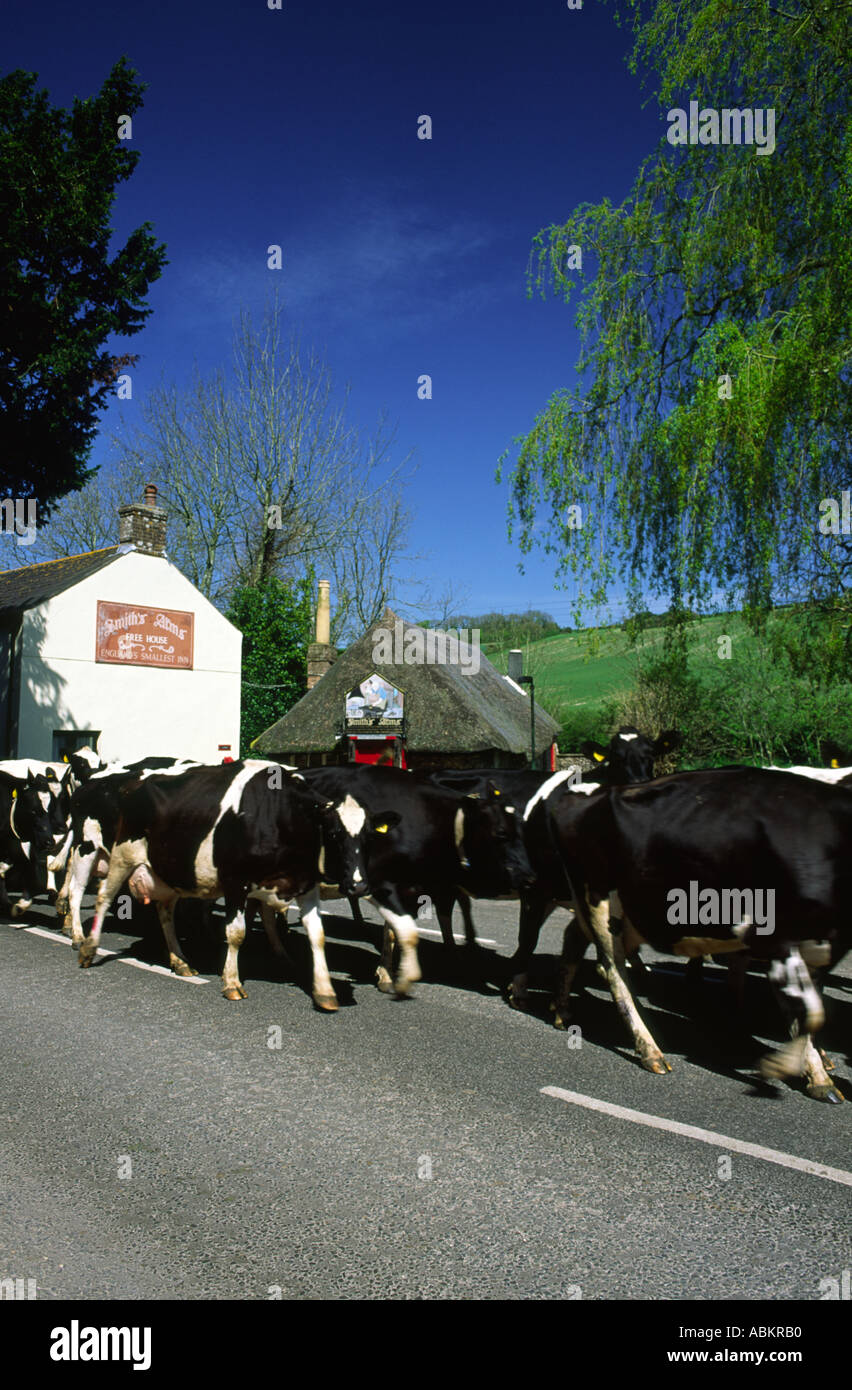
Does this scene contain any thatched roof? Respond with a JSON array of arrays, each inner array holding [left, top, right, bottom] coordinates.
[[253, 607, 560, 757]]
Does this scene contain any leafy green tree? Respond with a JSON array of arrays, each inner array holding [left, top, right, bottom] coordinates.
[[227, 575, 314, 756], [0, 57, 166, 510], [500, 0, 852, 644]]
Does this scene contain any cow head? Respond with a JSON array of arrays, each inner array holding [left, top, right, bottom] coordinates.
[[580, 726, 682, 785], [7, 776, 56, 856], [300, 787, 399, 898], [456, 781, 535, 895]]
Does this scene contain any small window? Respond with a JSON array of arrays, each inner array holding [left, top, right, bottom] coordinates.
[[52, 731, 101, 762]]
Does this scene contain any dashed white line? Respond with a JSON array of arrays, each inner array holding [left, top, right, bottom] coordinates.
[[541, 1086, 852, 1187], [415, 927, 497, 946], [23, 926, 209, 984]]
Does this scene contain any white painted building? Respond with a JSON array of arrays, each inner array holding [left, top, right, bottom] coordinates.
[[0, 486, 242, 763]]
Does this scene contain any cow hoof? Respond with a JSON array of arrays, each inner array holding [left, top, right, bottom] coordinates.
[[313, 993, 339, 1012], [552, 1010, 572, 1031], [172, 961, 198, 978], [642, 1056, 672, 1075], [806, 1082, 844, 1104], [375, 968, 394, 993], [222, 986, 247, 1001]]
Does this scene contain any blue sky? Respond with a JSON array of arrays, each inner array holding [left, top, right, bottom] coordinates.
[[6, 0, 664, 623]]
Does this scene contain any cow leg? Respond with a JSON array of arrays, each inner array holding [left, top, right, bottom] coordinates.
[[260, 902, 295, 971], [48, 828, 73, 883], [348, 895, 364, 928], [457, 891, 477, 947], [508, 890, 556, 1007], [79, 840, 146, 967], [570, 892, 671, 1074], [219, 892, 248, 1001], [435, 893, 456, 950], [764, 947, 842, 1102], [0, 865, 12, 919], [155, 900, 197, 978], [10, 853, 41, 921], [376, 923, 396, 993], [552, 914, 591, 1027], [64, 847, 98, 947], [296, 888, 338, 1011], [375, 905, 421, 997], [54, 845, 75, 920]]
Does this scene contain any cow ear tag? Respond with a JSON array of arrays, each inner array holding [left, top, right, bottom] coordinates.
[[11, 789, 17, 799], [62, 754, 69, 762], [593, 751, 605, 763], [831, 758, 839, 768], [374, 823, 389, 834]]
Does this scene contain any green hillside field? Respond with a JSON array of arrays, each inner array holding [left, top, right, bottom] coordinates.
[[483, 607, 852, 766], [484, 611, 749, 710]]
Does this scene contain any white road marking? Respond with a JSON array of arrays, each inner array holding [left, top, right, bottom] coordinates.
[[23, 926, 209, 983], [541, 1086, 852, 1188], [415, 927, 497, 946]]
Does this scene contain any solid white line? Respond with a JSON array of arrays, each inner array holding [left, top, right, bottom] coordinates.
[[415, 927, 497, 946], [23, 925, 209, 984], [121, 957, 208, 983], [540, 1086, 852, 1188]]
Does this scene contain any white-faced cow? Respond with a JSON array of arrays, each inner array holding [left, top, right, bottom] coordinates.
[[299, 765, 535, 998], [547, 766, 852, 1103], [79, 760, 390, 1009]]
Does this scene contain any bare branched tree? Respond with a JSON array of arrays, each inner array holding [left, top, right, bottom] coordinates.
[[20, 298, 418, 634]]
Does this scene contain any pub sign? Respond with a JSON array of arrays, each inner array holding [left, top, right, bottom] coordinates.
[[96, 601, 194, 669]]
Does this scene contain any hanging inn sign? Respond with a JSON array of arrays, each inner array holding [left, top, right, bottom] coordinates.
[[95, 601, 194, 669], [344, 674, 405, 732]]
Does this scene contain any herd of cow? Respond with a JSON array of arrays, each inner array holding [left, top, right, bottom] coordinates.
[[2, 728, 851, 1106]]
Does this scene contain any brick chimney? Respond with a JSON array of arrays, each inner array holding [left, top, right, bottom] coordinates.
[[307, 580, 336, 689], [118, 483, 167, 556]]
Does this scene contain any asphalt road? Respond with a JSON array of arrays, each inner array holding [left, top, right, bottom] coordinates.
[[1, 893, 850, 1302]]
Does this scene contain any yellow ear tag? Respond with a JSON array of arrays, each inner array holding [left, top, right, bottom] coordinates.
[[11, 789, 17, 799], [375, 823, 389, 834], [593, 751, 605, 763], [494, 788, 500, 795], [831, 759, 839, 768], [62, 754, 69, 762]]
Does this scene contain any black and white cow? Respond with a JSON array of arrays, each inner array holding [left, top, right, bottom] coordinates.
[[299, 765, 535, 997], [79, 760, 389, 1008], [579, 726, 681, 784], [56, 757, 201, 944], [0, 762, 70, 889], [0, 771, 57, 919], [421, 726, 682, 1006], [547, 766, 852, 1102]]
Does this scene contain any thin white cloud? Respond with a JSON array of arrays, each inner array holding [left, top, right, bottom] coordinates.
[[171, 186, 510, 340]]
